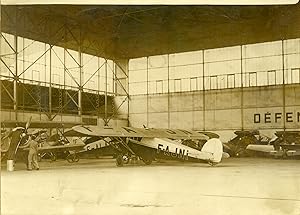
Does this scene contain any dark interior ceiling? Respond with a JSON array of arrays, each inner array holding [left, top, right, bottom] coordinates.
[[2, 5, 300, 59]]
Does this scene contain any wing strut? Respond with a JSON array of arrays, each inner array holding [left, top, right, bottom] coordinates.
[[114, 137, 136, 155]]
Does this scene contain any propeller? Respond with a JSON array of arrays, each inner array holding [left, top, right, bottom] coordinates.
[[25, 116, 32, 132], [18, 117, 32, 149]]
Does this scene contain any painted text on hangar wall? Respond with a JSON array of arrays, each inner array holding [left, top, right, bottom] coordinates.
[[253, 112, 300, 124]]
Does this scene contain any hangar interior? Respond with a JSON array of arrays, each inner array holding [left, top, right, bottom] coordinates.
[[2, 5, 300, 141], [2, 5, 300, 215]]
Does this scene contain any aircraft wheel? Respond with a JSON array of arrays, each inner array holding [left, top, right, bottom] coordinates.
[[116, 155, 124, 167], [142, 158, 152, 165], [66, 154, 75, 163], [50, 153, 57, 162], [73, 154, 79, 162], [66, 155, 73, 163], [123, 155, 129, 164], [208, 161, 218, 166], [37, 154, 42, 162]]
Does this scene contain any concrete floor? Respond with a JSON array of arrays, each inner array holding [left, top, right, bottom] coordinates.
[[1, 157, 300, 215]]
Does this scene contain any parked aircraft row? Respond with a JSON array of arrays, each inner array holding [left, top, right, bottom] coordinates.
[[2, 118, 299, 170], [1, 119, 229, 168], [224, 130, 300, 158]]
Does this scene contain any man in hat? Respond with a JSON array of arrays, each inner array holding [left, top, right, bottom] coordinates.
[[27, 135, 39, 171]]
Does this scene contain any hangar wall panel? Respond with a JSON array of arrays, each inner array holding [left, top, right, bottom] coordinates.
[[129, 84, 300, 141], [215, 90, 241, 110], [128, 113, 147, 127], [169, 93, 194, 112], [148, 112, 169, 128], [129, 96, 147, 114], [148, 95, 168, 113], [285, 85, 300, 106], [213, 109, 242, 130], [192, 111, 204, 130], [170, 111, 193, 129], [243, 87, 284, 108], [192, 93, 204, 111]]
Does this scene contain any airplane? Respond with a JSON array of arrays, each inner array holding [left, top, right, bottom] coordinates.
[[1, 118, 85, 165], [246, 131, 300, 158], [76, 136, 113, 159], [224, 130, 270, 157], [67, 125, 229, 167]]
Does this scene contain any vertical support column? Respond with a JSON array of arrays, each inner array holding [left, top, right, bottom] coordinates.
[[146, 57, 149, 127], [202, 50, 205, 131], [78, 51, 82, 119], [126, 59, 130, 126], [127, 61, 130, 125], [241, 45, 244, 130], [104, 58, 108, 125], [49, 45, 52, 119], [113, 62, 116, 95], [282, 39, 286, 131], [98, 57, 101, 92], [63, 47, 67, 122], [0, 1, 1, 142], [13, 28, 18, 120], [78, 30, 82, 121], [167, 54, 170, 128], [97, 57, 101, 121], [114, 59, 129, 126], [63, 48, 66, 87]]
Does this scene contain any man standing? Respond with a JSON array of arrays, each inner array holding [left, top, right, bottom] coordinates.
[[27, 135, 39, 171]]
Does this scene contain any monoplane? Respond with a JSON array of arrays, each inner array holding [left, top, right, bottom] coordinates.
[[68, 125, 229, 166]]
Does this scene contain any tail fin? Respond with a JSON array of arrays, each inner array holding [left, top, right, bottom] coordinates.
[[201, 138, 223, 163]]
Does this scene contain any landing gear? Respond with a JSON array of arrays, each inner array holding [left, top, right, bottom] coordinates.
[[208, 161, 218, 166], [37, 152, 57, 162], [66, 153, 79, 163], [116, 154, 124, 167], [115, 154, 142, 166], [130, 156, 138, 164], [141, 158, 152, 165], [122, 155, 130, 164], [50, 153, 57, 162]]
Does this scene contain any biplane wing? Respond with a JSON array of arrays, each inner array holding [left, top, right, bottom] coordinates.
[[1, 120, 84, 129], [246, 144, 274, 153], [275, 131, 300, 137], [22, 143, 85, 153], [246, 144, 300, 157]]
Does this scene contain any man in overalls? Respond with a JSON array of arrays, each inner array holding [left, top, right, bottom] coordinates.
[[27, 135, 39, 171]]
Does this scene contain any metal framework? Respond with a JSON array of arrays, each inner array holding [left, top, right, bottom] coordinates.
[[0, 11, 129, 125]]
